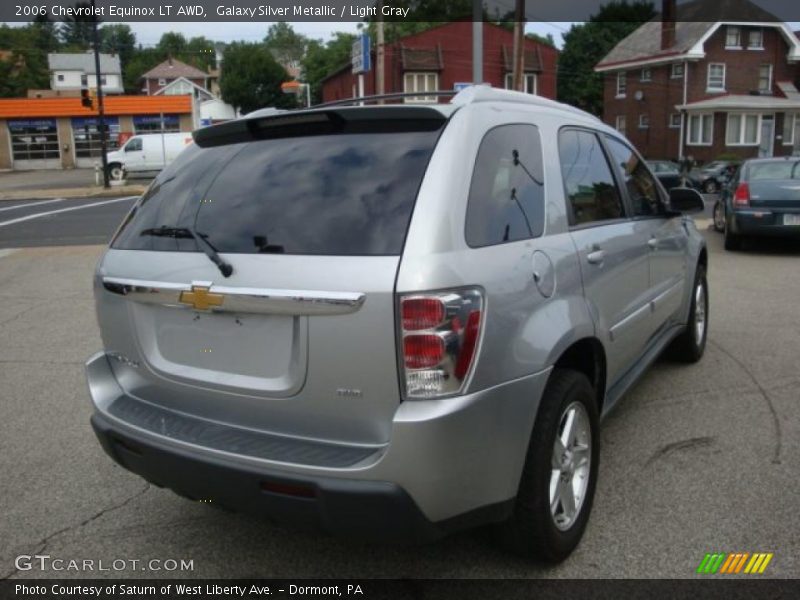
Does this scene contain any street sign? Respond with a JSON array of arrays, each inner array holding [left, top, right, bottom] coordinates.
[[352, 34, 371, 74], [454, 82, 472, 91]]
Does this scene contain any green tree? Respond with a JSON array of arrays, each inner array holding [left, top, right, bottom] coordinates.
[[157, 32, 187, 58], [264, 22, 307, 67], [557, 1, 656, 115], [186, 36, 216, 70], [122, 46, 161, 93], [219, 42, 296, 114], [301, 32, 357, 104], [100, 24, 136, 67], [59, 1, 98, 50]]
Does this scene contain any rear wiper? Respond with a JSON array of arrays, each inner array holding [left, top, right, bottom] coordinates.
[[140, 226, 233, 278]]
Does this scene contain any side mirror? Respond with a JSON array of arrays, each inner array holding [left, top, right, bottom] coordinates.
[[668, 187, 705, 214]]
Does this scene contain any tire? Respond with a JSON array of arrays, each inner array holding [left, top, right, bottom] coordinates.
[[704, 179, 718, 194], [107, 163, 125, 181], [495, 369, 599, 563], [667, 264, 708, 363], [713, 202, 725, 232]]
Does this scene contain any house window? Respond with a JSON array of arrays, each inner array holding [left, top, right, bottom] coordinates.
[[725, 26, 742, 48], [80, 74, 87, 87], [56, 74, 64, 82], [616, 72, 627, 97], [707, 63, 726, 91], [758, 64, 773, 93], [782, 113, 800, 146], [157, 78, 167, 86], [687, 114, 713, 146], [640, 67, 652, 82], [639, 114, 650, 129], [671, 63, 685, 79], [748, 28, 764, 49], [403, 72, 438, 103], [616, 115, 626, 134], [100, 75, 107, 85], [726, 113, 760, 146], [669, 113, 682, 128], [504, 73, 538, 95]]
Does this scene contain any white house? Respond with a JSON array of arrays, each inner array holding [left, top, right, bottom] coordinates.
[[47, 52, 123, 94], [154, 77, 238, 125]]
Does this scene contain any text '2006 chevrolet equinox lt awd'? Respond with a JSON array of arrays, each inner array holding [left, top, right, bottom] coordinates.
[[86, 86, 708, 562]]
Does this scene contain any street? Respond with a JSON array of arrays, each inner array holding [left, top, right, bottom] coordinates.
[[0, 196, 798, 579]]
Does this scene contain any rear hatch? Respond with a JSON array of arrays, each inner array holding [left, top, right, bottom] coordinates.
[[95, 107, 448, 446], [747, 160, 800, 210]]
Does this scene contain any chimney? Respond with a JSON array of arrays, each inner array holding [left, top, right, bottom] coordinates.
[[661, 0, 676, 50]]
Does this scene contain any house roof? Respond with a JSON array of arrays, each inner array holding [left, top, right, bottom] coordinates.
[[141, 58, 208, 81], [596, 0, 789, 71], [501, 45, 543, 72], [48, 52, 121, 74], [0, 95, 191, 119], [677, 94, 800, 111], [400, 45, 443, 71]]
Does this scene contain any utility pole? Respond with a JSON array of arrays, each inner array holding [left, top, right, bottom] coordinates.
[[472, 0, 482, 84], [90, 0, 109, 188], [512, 0, 526, 92], [376, 1, 385, 99]]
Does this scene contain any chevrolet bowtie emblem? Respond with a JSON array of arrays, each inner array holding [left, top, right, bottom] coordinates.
[[179, 285, 224, 311]]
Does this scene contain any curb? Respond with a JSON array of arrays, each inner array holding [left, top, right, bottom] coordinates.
[[0, 185, 146, 202]]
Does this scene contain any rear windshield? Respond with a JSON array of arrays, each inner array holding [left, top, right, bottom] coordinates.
[[112, 129, 441, 255], [747, 161, 800, 181]]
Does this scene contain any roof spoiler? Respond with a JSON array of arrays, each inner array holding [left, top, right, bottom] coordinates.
[[193, 106, 447, 148]]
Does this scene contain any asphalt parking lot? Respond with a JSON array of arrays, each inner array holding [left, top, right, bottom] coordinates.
[[0, 205, 798, 579]]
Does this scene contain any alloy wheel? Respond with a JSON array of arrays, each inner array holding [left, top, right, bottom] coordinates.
[[550, 401, 592, 531]]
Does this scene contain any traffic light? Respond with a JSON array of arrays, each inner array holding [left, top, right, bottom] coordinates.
[[81, 88, 93, 109]]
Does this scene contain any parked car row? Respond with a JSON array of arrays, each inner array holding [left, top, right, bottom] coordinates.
[[645, 159, 739, 194]]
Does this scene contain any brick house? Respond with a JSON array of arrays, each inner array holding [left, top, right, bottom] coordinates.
[[140, 58, 209, 95], [321, 22, 558, 103], [595, 0, 800, 162]]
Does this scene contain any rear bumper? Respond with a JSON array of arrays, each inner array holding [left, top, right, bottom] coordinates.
[[731, 211, 800, 237], [86, 352, 549, 542]]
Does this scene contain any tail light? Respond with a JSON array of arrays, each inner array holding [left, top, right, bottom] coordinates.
[[398, 289, 484, 399], [733, 182, 750, 207]]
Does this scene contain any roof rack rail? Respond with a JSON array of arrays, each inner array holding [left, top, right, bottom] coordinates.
[[308, 85, 599, 122]]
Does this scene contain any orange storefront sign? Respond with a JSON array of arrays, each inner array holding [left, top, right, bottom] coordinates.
[[0, 95, 191, 119]]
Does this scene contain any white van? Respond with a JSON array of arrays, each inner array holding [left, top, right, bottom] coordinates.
[[105, 132, 193, 179]]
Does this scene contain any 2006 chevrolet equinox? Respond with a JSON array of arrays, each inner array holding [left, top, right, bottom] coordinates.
[[86, 86, 708, 562]]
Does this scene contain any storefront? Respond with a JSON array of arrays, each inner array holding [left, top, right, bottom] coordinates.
[[0, 95, 193, 170], [72, 116, 120, 168], [8, 118, 61, 170]]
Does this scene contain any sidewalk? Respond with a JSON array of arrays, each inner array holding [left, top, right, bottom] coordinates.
[[0, 168, 150, 200]]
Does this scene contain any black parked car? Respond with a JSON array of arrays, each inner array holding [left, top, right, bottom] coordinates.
[[647, 160, 701, 191], [691, 160, 738, 194], [714, 157, 800, 250]]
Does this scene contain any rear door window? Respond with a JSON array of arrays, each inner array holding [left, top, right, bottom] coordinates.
[[465, 124, 545, 247], [558, 129, 626, 226], [113, 128, 442, 255]]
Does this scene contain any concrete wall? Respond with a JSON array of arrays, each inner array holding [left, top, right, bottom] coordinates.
[[0, 119, 11, 169]]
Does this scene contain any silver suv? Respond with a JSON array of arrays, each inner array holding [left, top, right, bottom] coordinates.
[[86, 86, 708, 562]]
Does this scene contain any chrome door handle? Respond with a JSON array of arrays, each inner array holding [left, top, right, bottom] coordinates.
[[648, 238, 659, 250], [587, 250, 605, 265]]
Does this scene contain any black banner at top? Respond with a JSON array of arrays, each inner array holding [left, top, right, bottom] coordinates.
[[2, 0, 800, 23]]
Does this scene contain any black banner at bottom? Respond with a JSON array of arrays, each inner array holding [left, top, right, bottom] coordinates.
[[2, 579, 800, 600]]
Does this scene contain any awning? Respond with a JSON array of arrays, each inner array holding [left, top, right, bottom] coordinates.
[[677, 94, 800, 112]]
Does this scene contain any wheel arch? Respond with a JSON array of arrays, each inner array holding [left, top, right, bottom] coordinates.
[[550, 337, 608, 414]]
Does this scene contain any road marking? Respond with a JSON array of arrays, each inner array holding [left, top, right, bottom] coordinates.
[[0, 197, 135, 229], [0, 248, 19, 259], [0, 198, 66, 213]]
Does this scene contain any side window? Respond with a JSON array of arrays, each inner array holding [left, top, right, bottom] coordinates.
[[558, 129, 625, 226], [125, 138, 142, 152], [465, 124, 545, 247], [604, 136, 664, 217]]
